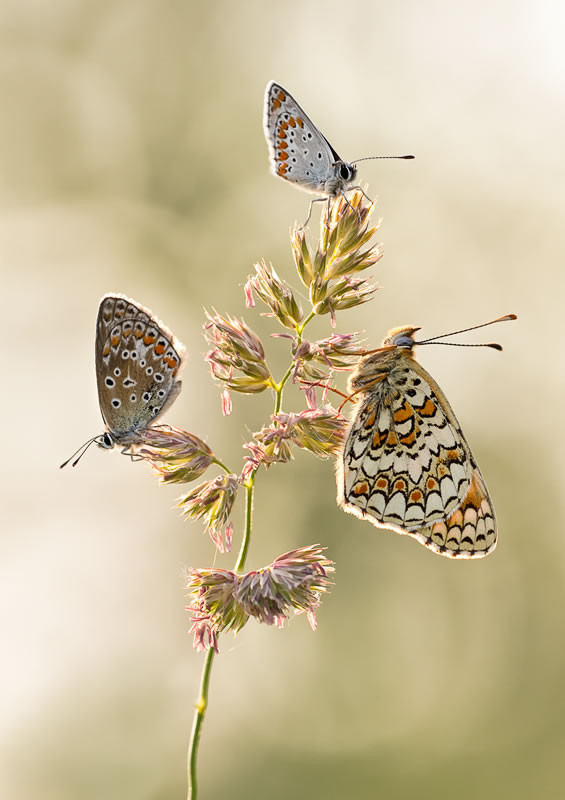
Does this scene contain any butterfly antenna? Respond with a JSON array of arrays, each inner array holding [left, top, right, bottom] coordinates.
[[416, 314, 517, 350], [60, 435, 101, 469], [420, 341, 504, 351], [350, 155, 415, 164]]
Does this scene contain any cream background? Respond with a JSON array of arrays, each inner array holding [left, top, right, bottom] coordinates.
[[1, 1, 563, 798]]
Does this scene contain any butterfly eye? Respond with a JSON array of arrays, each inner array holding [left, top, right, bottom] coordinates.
[[393, 335, 415, 349], [102, 433, 113, 448], [339, 163, 352, 180]]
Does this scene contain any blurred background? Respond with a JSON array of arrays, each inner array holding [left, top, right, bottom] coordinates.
[[2, 1, 563, 798]]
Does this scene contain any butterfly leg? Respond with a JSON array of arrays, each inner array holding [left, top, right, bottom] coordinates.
[[299, 377, 351, 408], [337, 372, 387, 413], [348, 185, 374, 207], [340, 191, 363, 222], [302, 196, 328, 228], [120, 445, 145, 462]]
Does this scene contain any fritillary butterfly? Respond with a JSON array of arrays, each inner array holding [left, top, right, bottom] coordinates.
[[337, 316, 516, 558]]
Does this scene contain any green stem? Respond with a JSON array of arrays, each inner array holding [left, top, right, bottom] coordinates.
[[186, 473, 255, 799], [187, 647, 215, 800], [236, 473, 255, 572], [273, 366, 293, 414], [211, 457, 232, 474], [188, 308, 315, 798], [272, 310, 317, 414], [297, 309, 316, 340]]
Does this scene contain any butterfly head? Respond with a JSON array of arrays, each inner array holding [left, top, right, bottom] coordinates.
[[347, 326, 420, 393], [60, 431, 114, 468], [334, 160, 357, 187], [97, 431, 115, 450], [383, 326, 421, 351]]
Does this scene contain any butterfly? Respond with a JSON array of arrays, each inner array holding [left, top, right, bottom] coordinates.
[[263, 80, 414, 225], [61, 294, 185, 467], [337, 315, 516, 558]]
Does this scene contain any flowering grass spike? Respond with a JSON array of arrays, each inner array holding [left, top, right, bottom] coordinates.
[[187, 546, 335, 652], [137, 426, 214, 484], [107, 191, 394, 799], [205, 312, 272, 396], [179, 474, 239, 553]]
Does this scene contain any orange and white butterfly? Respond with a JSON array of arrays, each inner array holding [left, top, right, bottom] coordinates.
[[337, 315, 516, 558]]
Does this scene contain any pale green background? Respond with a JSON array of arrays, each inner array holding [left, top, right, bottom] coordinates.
[[2, 1, 563, 798]]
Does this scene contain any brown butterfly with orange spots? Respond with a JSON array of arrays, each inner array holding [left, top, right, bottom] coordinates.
[[337, 315, 516, 558], [61, 294, 184, 468]]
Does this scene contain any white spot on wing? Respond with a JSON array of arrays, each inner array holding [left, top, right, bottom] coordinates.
[[384, 492, 406, 520]]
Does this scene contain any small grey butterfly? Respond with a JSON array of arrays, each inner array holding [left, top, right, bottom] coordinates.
[[61, 294, 185, 467], [263, 80, 414, 225]]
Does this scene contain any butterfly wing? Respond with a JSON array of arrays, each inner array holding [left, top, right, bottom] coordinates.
[[263, 81, 345, 195], [412, 468, 497, 558], [338, 354, 491, 555], [95, 295, 184, 444]]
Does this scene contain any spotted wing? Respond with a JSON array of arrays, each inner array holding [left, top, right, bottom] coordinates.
[[411, 468, 497, 558], [339, 359, 476, 537], [263, 81, 341, 194], [95, 295, 184, 443]]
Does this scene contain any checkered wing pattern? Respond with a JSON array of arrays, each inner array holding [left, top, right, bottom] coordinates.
[[338, 344, 497, 558]]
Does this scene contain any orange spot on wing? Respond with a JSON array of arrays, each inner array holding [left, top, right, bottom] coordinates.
[[277, 90, 286, 101], [144, 334, 156, 345], [154, 344, 165, 355], [296, 117, 304, 127], [272, 98, 281, 110], [103, 343, 110, 357], [111, 335, 120, 347], [445, 449, 461, 462], [278, 129, 287, 139], [419, 398, 437, 417], [463, 473, 484, 508], [386, 431, 398, 446], [364, 406, 377, 427], [278, 163, 288, 176], [278, 140, 288, 150], [400, 430, 417, 446], [410, 490, 423, 503], [280, 121, 288, 130], [352, 481, 369, 496], [376, 478, 388, 490], [393, 400, 413, 423], [278, 150, 289, 161], [427, 477, 438, 491], [287, 116, 296, 127], [394, 479, 406, 492], [134, 328, 144, 338], [372, 430, 386, 448]]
